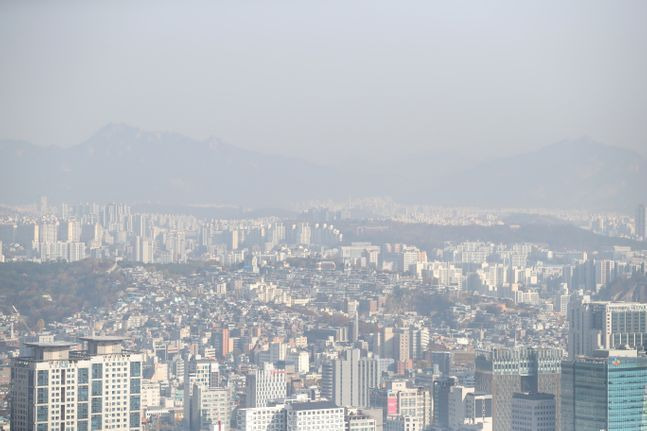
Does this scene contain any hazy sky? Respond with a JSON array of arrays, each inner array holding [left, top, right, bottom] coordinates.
[[1, 0, 646, 166]]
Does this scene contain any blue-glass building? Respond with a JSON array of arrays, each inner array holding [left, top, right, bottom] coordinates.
[[561, 351, 647, 431]]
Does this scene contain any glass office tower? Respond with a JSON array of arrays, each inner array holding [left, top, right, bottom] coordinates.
[[561, 350, 647, 431]]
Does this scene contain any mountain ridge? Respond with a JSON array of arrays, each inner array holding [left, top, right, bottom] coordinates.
[[1, 124, 645, 210]]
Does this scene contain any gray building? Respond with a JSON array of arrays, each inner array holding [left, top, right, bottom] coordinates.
[[475, 346, 562, 431], [568, 295, 647, 358], [321, 349, 381, 408], [511, 392, 556, 431], [431, 351, 453, 376], [636, 204, 646, 240], [432, 376, 455, 428]]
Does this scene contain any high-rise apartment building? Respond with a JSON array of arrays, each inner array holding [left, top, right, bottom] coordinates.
[[213, 328, 230, 359], [133, 236, 153, 264], [568, 295, 647, 358], [636, 204, 646, 240], [61, 220, 82, 243], [475, 347, 562, 431], [371, 380, 432, 430], [380, 327, 394, 359], [561, 349, 647, 431], [39, 222, 58, 244], [594, 259, 616, 289], [394, 330, 410, 363], [245, 363, 287, 408], [321, 349, 381, 408], [183, 358, 219, 425], [447, 384, 473, 430], [11, 336, 143, 431], [189, 385, 230, 431]]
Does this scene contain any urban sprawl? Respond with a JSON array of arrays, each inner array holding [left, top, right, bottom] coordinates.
[[1, 200, 647, 431]]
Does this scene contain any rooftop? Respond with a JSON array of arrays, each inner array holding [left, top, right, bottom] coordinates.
[[78, 335, 127, 343], [23, 341, 74, 349], [512, 392, 555, 401], [290, 401, 339, 411]]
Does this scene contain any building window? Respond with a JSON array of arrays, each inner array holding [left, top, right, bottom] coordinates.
[[130, 396, 140, 411], [130, 362, 141, 378], [78, 386, 89, 401], [78, 368, 89, 384], [38, 370, 49, 386], [37, 387, 49, 404], [130, 378, 140, 394], [91, 398, 102, 414], [129, 412, 140, 428], [78, 403, 88, 419], [77, 420, 88, 431], [37, 406, 48, 422], [92, 381, 102, 397], [91, 415, 102, 431], [92, 364, 103, 380]]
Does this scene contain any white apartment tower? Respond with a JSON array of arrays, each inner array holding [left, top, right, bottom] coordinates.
[[183, 358, 219, 426], [11, 336, 143, 431], [236, 404, 286, 431], [286, 401, 344, 431], [321, 349, 381, 408], [568, 295, 647, 358], [189, 385, 230, 431], [321, 349, 382, 407], [245, 363, 287, 408]]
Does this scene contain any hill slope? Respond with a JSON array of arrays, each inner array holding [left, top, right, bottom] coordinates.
[[423, 138, 647, 210]]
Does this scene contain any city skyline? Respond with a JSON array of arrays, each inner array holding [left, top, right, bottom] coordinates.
[[3, 1, 647, 430]]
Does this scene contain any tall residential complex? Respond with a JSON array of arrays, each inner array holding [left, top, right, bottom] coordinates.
[[568, 295, 647, 358], [370, 380, 432, 430], [11, 337, 143, 431], [636, 204, 646, 240], [245, 363, 287, 408], [183, 358, 219, 425], [475, 346, 562, 431], [189, 385, 230, 431], [321, 349, 381, 408], [561, 349, 647, 431]]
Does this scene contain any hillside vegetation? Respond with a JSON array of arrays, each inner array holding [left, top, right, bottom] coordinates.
[[0, 260, 126, 324]]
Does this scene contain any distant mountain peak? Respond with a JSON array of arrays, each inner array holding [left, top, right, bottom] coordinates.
[[544, 136, 639, 158], [89, 122, 141, 139], [0, 125, 644, 210]]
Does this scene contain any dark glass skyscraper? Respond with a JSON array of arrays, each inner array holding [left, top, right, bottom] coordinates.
[[561, 351, 647, 431]]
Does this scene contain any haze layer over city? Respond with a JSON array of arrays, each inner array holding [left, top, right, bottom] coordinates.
[[1, 1, 647, 431]]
